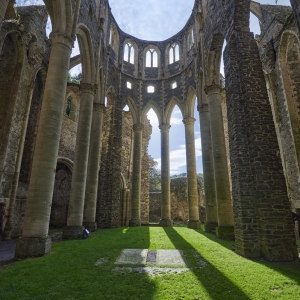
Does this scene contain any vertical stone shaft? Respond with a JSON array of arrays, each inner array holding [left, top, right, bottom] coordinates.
[[290, 0, 300, 34], [64, 83, 95, 238], [224, 31, 298, 260], [198, 103, 218, 232], [183, 117, 201, 229], [0, 0, 9, 29], [129, 123, 144, 226], [205, 85, 234, 238], [159, 123, 173, 227], [15, 33, 73, 257], [83, 103, 105, 232]]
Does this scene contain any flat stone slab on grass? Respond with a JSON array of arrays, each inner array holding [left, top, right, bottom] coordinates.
[[115, 249, 148, 265], [156, 250, 187, 267]]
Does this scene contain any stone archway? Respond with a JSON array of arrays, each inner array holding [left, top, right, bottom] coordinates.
[[50, 162, 72, 228]]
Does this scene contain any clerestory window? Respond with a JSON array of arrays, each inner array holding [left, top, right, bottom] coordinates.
[[124, 42, 135, 64], [169, 43, 180, 64], [146, 49, 158, 68]]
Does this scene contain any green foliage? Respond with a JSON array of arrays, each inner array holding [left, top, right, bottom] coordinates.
[[67, 72, 82, 84], [149, 155, 161, 191]]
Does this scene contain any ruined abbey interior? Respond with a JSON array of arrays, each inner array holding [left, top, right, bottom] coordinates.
[[0, 0, 300, 262]]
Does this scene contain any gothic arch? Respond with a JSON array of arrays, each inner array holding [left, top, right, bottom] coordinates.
[[165, 96, 184, 125], [125, 97, 138, 124], [207, 33, 225, 86], [76, 24, 95, 84], [184, 86, 197, 118], [141, 100, 162, 125]]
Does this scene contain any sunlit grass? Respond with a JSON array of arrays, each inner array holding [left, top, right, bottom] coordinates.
[[0, 227, 299, 299]]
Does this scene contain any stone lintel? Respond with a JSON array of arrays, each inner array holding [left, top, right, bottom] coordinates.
[[15, 236, 51, 258]]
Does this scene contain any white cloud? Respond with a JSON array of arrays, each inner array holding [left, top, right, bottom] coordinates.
[[170, 117, 182, 126]]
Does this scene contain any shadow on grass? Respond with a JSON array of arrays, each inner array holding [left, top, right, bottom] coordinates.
[[0, 226, 157, 300], [192, 229, 300, 285], [163, 227, 251, 300]]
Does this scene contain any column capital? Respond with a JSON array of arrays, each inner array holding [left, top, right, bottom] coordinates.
[[183, 117, 196, 125], [50, 32, 74, 49], [80, 83, 97, 95], [159, 123, 171, 132], [93, 103, 106, 113], [198, 104, 209, 113], [133, 123, 144, 132], [204, 84, 222, 96]]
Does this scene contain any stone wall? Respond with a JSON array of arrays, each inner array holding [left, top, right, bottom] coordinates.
[[149, 177, 205, 224]]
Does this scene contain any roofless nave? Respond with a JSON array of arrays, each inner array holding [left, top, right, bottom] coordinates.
[[0, 0, 299, 261]]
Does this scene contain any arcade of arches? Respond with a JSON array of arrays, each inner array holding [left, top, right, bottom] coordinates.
[[0, 0, 300, 261]]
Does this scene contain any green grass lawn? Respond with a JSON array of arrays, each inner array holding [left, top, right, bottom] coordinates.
[[1, 227, 300, 300]]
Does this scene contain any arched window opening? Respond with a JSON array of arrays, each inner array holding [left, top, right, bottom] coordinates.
[[127, 82, 132, 89], [171, 81, 177, 89], [169, 43, 180, 64], [66, 96, 72, 117], [123, 105, 130, 112], [109, 26, 119, 53], [146, 49, 158, 68], [187, 28, 194, 50], [148, 86, 155, 93], [104, 96, 108, 107], [124, 42, 135, 64]]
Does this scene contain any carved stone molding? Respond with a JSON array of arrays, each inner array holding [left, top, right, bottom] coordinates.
[[80, 83, 97, 95], [159, 123, 171, 132], [204, 84, 222, 96], [183, 117, 196, 125], [50, 31, 74, 49], [133, 123, 144, 132], [93, 103, 106, 113]]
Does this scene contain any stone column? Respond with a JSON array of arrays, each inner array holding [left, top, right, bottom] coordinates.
[[290, 0, 300, 34], [15, 33, 73, 258], [83, 103, 106, 232], [159, 123, 173, 227], [129, 123, 143, 226], [0, 0, 9, 29], [205, 84, 234, 239], [183, 117, 201, 229], [198, 103, 218, 233], [63, 83, 96, 239]]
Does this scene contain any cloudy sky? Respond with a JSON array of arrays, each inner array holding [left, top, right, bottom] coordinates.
[[16, 0, 292, 174]]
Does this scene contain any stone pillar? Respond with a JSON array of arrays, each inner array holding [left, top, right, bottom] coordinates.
[[0, 0, 9, 29], [224, 31, 298, 260], [183, 117, 201, 229], [63, 83, 96, 240], [205, 84, 234, 239], [290, 0, 300, 34], [129, 123, 143, 226], [159, 123, 173, 227], [15, 33, 73, 258], [198, 103, 218, 233], [83, 103, 106, 232]]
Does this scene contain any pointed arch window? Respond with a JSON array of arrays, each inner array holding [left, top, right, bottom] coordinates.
[[187, 28, 194, 50], [146, 49, 158, 67], [169, 43, 180, 64], [124, 42, 135, 64]]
